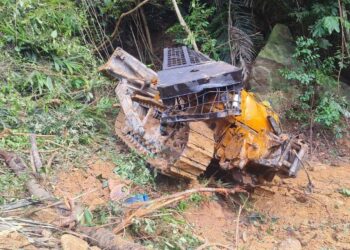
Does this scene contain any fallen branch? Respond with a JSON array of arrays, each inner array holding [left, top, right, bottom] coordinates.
[[112, 187, 245, 234], [95, 0, 151, 52], [139, 1, 153, 54], [196, 242, 232, 250], [0, 217, 99, 247], [30, 134, 43, 173], [24, 188, 99, 217], [46, 151, 58, 170], [0, 149, 52, 200], [45, 140, 78, 152], [235, 197, 248, 250], [0, 128, 55, 139], [0, 198, 42, 212]]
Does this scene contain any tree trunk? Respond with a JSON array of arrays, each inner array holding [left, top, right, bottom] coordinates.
[[171, 0, 199, 52], [139, 3, 153, 54]]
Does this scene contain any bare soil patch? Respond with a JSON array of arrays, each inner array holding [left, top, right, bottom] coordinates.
[[185, 160, 350, 249], [52, 158, 115, 210]]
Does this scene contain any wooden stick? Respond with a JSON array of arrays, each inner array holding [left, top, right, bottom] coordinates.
[[30, 134, 43, 173], [45, 140, 78, 152], [0, 128, 55, 138], [196, 242, 232, 250], [24, 188, 99, 216], [46, 151, 58, 169], [235, 205, 243, 249], [235, 197, 248, 250]]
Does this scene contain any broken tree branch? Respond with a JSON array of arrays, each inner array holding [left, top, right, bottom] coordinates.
[[112, 187, 245, 234], [0, 199, 42, 212], [30, 134, 43, 173], [46, 151, 58, 170], [171, 0, 199, 52], [24, 188, 99, 217], [95, 0, 151, 52], [0, 128, 55, 139], [0, 149, 52, 200], [196, 242, 232, 250], [235, 197, 248, 250]]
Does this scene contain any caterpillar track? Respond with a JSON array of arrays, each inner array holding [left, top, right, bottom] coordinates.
[[115, 110, 215, 180]]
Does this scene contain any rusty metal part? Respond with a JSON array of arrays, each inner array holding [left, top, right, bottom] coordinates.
[[99, 48, 158, 97], [115, 110, 214, 179], [131, 94, 164, 110]]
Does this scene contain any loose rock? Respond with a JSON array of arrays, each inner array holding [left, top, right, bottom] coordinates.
[[61, 234, 89, 250], [278, 238, 302, 250], [0, 231, 36, 250], [90, 247, 102, 250], [249, 24, 296, 114]]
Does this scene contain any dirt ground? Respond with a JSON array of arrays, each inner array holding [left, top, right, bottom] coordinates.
[[4, 148, 347, 250], [45, 154, 350, 249], [52, 158, 115, 210], [1, 154, 349, 250], [184, 159, 350, 250]]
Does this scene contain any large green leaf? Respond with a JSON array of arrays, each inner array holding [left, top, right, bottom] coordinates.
[[322, 16, 340, 34]]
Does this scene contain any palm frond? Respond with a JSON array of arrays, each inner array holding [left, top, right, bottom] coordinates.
[[210, 0, 263, 63], [229, 26, 254, 81], [229, 27, 255, 65]]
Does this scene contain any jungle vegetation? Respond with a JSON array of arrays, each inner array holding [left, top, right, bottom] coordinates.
[[0, 0, 349, 247]]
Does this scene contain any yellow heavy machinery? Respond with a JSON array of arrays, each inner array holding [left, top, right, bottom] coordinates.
[[100, 47, 307, 185]]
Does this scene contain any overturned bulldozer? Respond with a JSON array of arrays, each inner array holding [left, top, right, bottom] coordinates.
[[100, 46, 307, 185]]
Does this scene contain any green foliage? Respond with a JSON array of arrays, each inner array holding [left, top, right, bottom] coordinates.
[[339, 188, 350, 197], [291, 1, 340, 37], [83, 208, 94, 226], [0, 0, 116, 146], [0, 0, 118, 207], [0, 0, 85, 58], [290, 1, 350, 50], [167, 0, 219, 58], [314, 97, 343, 127], [281, 37, 347, 133], [176, 193, 204, 212], [112, 151, 154, 186], [132, 210, 202, 249], [313, 16, 340, 37]]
